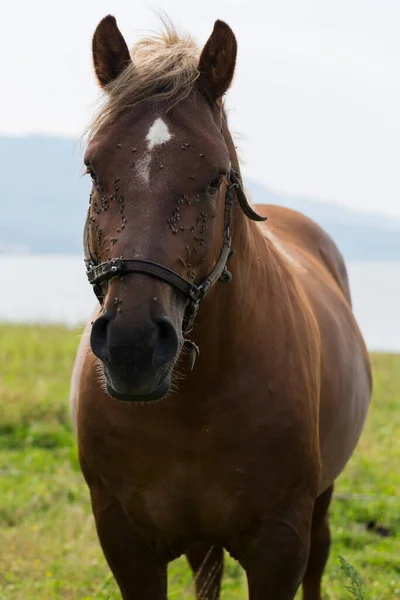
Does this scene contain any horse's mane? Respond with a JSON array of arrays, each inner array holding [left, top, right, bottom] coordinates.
[[87, 21, 200, 140]]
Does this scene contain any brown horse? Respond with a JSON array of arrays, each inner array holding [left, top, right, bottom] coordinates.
[[71, 15, 372, 599]]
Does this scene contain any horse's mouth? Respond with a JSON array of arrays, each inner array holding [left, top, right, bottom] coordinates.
[[105, 375, 171, 403]]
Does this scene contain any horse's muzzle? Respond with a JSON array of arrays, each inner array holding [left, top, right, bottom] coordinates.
[[105, 374, 172, 403], [90, 310, 179, 402]]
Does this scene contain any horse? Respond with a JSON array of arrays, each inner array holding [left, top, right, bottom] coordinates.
[[70, 15, 372, 599]]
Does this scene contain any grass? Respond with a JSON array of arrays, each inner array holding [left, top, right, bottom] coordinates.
[[0, 324, 399, 599]]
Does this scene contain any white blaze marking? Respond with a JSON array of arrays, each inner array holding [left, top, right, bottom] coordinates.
[[136, 118, 172, 184], [136, 154, 151, 185], [146, 118, 172, 150]]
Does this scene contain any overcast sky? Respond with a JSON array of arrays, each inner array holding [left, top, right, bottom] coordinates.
[[1, 0, 399, 216]]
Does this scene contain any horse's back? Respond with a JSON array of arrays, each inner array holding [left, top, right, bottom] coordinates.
[[253, 203, 351, 302]]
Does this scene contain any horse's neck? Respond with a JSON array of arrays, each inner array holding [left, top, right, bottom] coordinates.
[[189, 217, 273, 384], [193, 185, 281, 351]]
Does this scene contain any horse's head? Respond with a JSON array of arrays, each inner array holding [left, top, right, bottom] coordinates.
[[84, 16, 239, 402]]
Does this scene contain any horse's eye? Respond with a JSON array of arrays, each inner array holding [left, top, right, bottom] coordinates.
[[85, 167, 97, 182], [209, 175, 223, 193]]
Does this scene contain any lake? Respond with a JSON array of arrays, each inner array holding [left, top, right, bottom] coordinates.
[[0, 255, 399, 352]]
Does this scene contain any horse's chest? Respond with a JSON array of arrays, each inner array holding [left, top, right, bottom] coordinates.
[[120, 465, 235, 540], [83, 422, 249, 539], [80, 394, 317, 545]]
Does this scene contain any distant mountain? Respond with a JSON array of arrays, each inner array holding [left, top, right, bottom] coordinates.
[[1, 135, 400, 261], [0, 136, 88, 254]]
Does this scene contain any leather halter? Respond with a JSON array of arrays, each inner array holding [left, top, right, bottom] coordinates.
[[84, 169, 266, 331]]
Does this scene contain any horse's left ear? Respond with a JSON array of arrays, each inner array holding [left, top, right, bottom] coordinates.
[[92, 15, 132, 88], [198, 20, 237, 102]]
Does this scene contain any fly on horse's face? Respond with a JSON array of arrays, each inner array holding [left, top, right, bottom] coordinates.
[[84, 17, 238, 402]]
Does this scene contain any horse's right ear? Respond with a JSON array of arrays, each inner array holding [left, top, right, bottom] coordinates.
[[92, 15, 131, 88]]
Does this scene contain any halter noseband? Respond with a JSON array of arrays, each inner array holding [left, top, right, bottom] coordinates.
[[84, 170, 266, 331]]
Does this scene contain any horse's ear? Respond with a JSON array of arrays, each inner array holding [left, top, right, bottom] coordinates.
[[198, 20, 237, 102], [92, 15, 131, 88]]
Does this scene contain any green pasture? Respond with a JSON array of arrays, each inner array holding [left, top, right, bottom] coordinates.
[[0, 324, 399, 599]]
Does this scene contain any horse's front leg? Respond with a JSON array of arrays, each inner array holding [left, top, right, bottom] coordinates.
[[90, 486, 168, 600], [238, 506, 313, 600]]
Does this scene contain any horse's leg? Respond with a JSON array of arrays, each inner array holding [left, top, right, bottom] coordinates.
[[91, 489, 167, 599], [238, 504, 313, 600], [302, 485, 334, 600], [186, 542, 224, 599]]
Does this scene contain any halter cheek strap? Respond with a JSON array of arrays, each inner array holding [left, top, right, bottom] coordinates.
[[84, 170, 266, 332]]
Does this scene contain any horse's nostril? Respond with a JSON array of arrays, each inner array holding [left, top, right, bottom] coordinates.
[[90, 312, 178, 371], [153, 316, 179, 367], [90, 313, 111, 362]]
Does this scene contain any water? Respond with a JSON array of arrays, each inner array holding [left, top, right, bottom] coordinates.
[[0, 255, 399, 352]]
